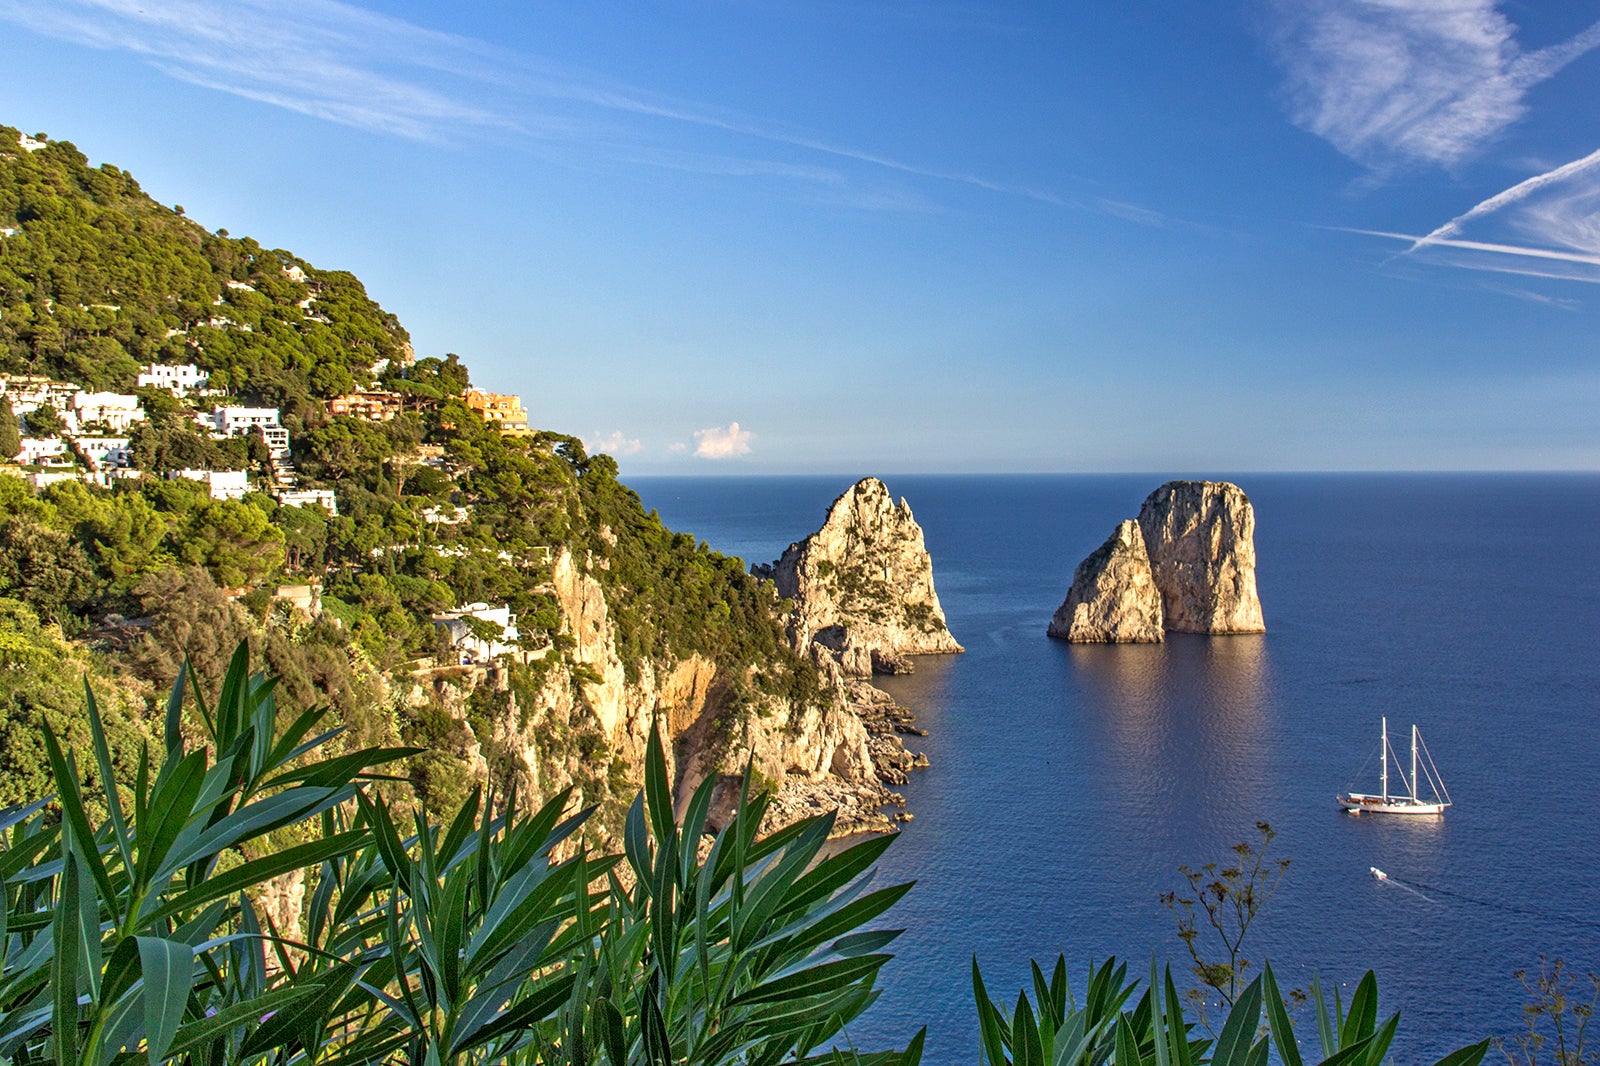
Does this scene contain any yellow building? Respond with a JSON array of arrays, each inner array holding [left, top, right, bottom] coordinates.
[[464, 389, 533, 436], [329, 390, 404, 421]]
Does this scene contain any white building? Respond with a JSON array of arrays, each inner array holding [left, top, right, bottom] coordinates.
[[72, 392, 145, 433], [0, 375, 80, 410], [432, 603, 522, 665], [171, 468, 250, 501], [207, 406, 280, 436], [277, 488, 337, 515], [422, 504, 469, 525], [75, 436, 132, 472], [137, 363, 209, 394], [199, 406, 291, 461], [17, 437, 69, 466]]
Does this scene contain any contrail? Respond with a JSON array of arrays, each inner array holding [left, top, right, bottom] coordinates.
[[1407, 146, 1600, 253]]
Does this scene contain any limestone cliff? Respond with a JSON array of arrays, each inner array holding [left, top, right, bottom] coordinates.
[[1047, 520, 1164, 643], [1048, 481, 1264, 641], [1137, 481, 1265, 634], [756, 478, 962, 676], [416, 548, 918, 840]]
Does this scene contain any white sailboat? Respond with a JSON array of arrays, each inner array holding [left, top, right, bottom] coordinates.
[[1337, 717, 1451, 816]]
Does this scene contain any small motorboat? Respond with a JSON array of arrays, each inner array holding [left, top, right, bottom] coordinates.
[[1370, 866, 1387, 881]]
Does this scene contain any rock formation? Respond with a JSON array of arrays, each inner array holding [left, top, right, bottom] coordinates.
[[1137, 481, 1265, 634], [1049, 481, 1264, 641], [405, 544, 925, 843], [1046, 520, 1164, 643], [755, 478, 963, 676]]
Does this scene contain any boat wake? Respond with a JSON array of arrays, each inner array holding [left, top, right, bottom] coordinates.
[[1372, 868, 1436, 903], [1376, 871, 1600, 930]]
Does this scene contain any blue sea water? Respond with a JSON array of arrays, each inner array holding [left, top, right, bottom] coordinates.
[[629, 474, 1600, 1063]]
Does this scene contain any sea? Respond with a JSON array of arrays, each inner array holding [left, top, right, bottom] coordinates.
[[628, 474, 1600, 1064]]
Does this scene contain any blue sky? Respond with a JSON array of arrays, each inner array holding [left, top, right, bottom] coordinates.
[[2, 0, 1597, 473]]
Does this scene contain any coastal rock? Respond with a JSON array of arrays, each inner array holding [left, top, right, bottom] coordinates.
[[417, 543, 924, 846], [1137, 481, 1265, 634], [758, 477, 962, 676], [1047, 520, 1164, 643]]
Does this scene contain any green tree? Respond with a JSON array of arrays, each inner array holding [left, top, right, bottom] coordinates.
[[0, 513, 97, 627], [178, 497, 286, 588], [0, 598, 152, 806], [0, 397, 20, 458], [22, 401, 63, 437]]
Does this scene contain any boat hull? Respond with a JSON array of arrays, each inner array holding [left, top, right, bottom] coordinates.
[[1337, 793, 1448, 816]]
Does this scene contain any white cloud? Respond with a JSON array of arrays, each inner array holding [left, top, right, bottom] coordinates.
[[0, 0, 515, 141], [1269, 0, 1600, 171], [692, 422, 754, 460], [585, 431, 643, 457], [667, 442, 689, 454], [0, 0, 1068, 207]]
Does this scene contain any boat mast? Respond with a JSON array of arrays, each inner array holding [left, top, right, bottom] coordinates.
[[1410, 724, 1419, 802], [1381, 716, 1389, 802]]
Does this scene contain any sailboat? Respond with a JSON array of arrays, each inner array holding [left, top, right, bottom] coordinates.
[[1337, 717, 1452, 816]]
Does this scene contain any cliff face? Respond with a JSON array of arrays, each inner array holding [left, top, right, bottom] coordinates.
[[1047, 520, 1164, 643], [432, 549, 908, 840], [1137, 481, 1265, 634], [1049, 481, 1264, 642], [759, 478, 962, 676]]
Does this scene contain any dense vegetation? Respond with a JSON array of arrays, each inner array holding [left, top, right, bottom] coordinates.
[[0, 649, 1493, 1065], [0, 126, 407, 402], [0, 123, 824, 822]]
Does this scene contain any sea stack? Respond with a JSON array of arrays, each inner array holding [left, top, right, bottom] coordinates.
[[1137, 480, 1264, 634], [1047, 520, 1164, 643], [1048, 480, 1264, 642], [757, 477, 963, 675]]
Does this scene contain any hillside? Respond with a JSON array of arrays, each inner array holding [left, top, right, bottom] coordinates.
[[0, 122, 904, 838]]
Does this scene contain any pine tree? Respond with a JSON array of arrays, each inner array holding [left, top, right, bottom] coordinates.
[[0, 399, 20, 459]]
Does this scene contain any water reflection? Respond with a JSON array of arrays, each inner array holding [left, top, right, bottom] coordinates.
[[1062, 635, 1274, 834]]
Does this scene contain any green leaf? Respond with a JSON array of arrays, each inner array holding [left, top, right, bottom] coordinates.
[[1014, 992, 1044, 1066], [42, 728, 117, 908], [1150, 962, 1170, 1066], [730, 954, 892, 1007], [1429, 1039, 1492, 1066], [1339, 973, 1378, 1049], [135, 937, 194, 1065], [52, 827, 83, 1066], [164, 786, 345, 873], [162, 983, 323, 1062], [1163, 966, 1197, 1066], [147, 830, 367, 926], [1263, 962, 1304, 1066], [1311, 973, 1336, 1059], [643, 723, 675, 858], [239, 964, 356, 1058], [1362, 1012, 1400, 1066], [1113, 1012, 1140, 1066], [163, 661, 187, 756], [1213, 976, 1263, 1066], [263, 747, 422, 790], [449, 973, 577, 1057], [973, 958, 1009, 1066], [1209, 973, 1260, 1062], [84, 679, 134, 881]]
